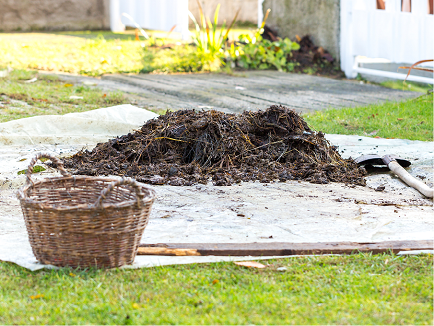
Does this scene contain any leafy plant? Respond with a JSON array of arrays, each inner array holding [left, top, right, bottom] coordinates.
[[223, 9, 299, 71], [188, 1, 239, 71], [226, 9, 300, 72], [228, 34, 300, 71]]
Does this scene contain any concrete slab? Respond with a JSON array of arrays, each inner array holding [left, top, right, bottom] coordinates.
[[49, 70, 420, 114]]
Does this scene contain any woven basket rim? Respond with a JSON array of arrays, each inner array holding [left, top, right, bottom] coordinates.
[[18, 175, 156, 211]]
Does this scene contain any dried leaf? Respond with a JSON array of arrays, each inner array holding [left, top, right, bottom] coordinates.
[[30, 294, 44, 300], [234, 261, 266, 269], [212, 279, 219, 284]]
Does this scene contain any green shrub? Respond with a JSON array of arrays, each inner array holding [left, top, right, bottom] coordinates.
[[226, 31, 300, 72]]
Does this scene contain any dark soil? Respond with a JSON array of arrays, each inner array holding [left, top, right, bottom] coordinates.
[[63, 105, 366, 186], [289, 35, 345, 78], [262, 26, 345, 78]]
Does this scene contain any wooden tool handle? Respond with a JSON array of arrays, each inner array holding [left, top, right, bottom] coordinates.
[[388, 161, 433, 198]]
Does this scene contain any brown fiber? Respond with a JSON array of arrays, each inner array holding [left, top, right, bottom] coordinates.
[[64, 105, 366, 186]]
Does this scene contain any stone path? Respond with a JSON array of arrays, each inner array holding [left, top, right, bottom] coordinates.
[[54, 70, 420, 114]]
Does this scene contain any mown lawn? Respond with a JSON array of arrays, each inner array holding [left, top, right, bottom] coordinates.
[[304, 92, 433, 141], [0, 69, 128, 123], [0, 253, 432, 325], [0, 30, 254, 76]]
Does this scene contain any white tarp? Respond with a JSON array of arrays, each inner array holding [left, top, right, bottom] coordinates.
[[0, 104, 158, 146], [0, 106, 432, 271]]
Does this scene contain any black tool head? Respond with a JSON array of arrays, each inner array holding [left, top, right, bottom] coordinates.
[[354, 154, 411, 167]]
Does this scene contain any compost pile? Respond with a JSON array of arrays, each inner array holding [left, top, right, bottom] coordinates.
[[63, 105, 366, 186]]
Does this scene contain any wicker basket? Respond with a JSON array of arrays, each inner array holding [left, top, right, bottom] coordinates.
[[17, 153, 156, 269]]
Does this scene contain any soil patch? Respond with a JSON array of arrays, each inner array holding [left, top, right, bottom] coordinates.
[[63, 105, 366, 186], [262, 26, 345, 78], [289, 35, 344, 77]]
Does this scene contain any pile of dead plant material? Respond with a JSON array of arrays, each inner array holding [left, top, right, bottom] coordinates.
[[63, 105, 366, 186]]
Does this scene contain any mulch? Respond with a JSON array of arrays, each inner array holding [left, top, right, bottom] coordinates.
[[63, 105, 366, 187]]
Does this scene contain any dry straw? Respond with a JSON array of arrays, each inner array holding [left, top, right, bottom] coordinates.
[[17, 153, 156, 268]]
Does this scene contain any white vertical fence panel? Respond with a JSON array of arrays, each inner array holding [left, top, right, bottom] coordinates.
[[258, 0, 265, 27], [110, 0, 124, 32], [340, 0, 354, 77], [385, 0, 400, 12], [341, 0, 434, 83], [110, 0, 189, 39]]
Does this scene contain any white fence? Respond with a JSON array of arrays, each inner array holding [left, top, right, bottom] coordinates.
[[340, 0, 434, 84], [110, 0, 189, 39]]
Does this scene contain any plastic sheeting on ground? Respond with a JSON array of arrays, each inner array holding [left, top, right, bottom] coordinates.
[[0, 106, 432, 271], [0, 104, 158, 146]]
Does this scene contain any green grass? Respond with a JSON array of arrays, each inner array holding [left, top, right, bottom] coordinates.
[[379, 80, 433, 94], [0, 253, 432, 325], [0, 33, 146, 76], [304, 93, 433, 141], [0, 30, 255, 76], [0, 69, 128, 122]]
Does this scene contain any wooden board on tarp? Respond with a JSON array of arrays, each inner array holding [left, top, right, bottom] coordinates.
[[137, 240, 433, 256]]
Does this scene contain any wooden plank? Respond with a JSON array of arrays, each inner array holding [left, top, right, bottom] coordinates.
[[137, 247, 200, 256], [137, 240, 432, 256]]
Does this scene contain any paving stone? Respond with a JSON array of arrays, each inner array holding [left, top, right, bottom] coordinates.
[[51, 70, 420, 114]]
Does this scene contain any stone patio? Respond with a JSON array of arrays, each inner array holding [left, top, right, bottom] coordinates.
[[52, 70, 420, 114]]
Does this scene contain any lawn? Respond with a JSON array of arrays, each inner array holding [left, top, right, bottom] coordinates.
[[0, 29, 255, 76], [0, 32, 146, 76], [0, 69, 128, 123], [303, 92, 433, 141], [0, 253, 432, 325]]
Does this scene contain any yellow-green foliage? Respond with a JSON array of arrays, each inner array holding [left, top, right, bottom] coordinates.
[[0, 69, 127, 122], [0, 34, 145, 76]]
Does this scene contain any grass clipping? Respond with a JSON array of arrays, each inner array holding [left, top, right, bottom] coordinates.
[[64, 105, 366, 186]]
